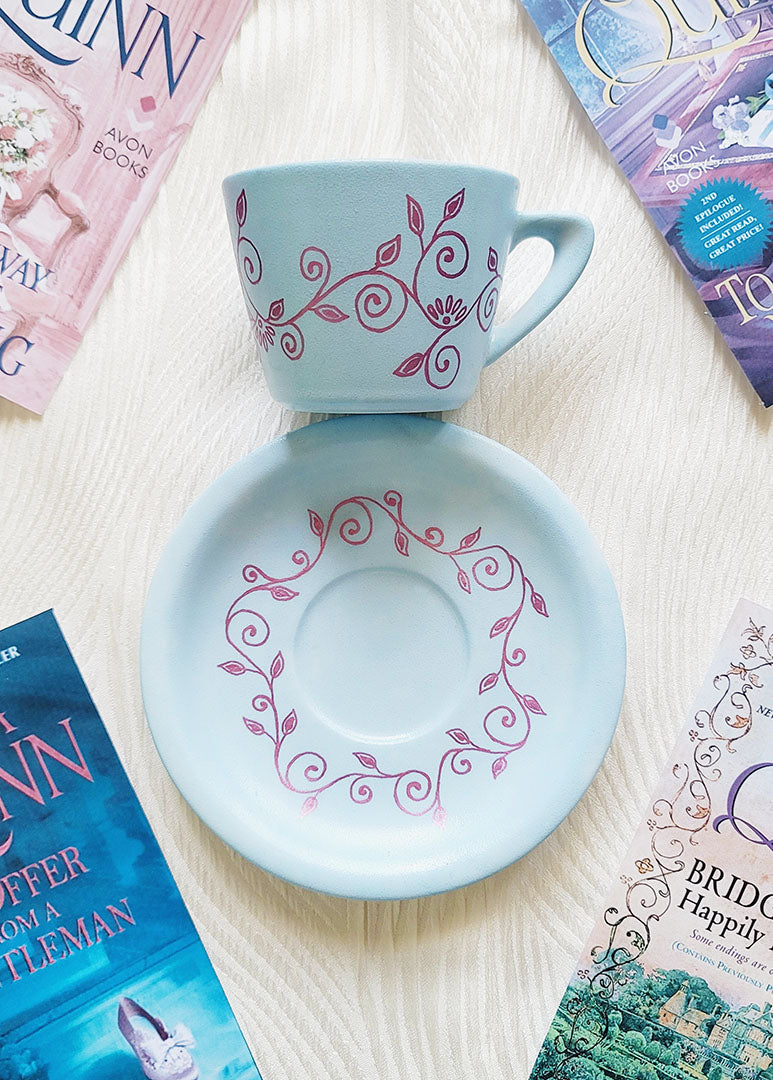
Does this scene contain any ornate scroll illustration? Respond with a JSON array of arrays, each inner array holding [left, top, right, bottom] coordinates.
[[538, 616, 773, 1080]]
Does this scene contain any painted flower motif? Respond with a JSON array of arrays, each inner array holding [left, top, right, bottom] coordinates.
[[427, 294, 467, 327], [740, 644, 755, 658], [254, 314, 276, 352]]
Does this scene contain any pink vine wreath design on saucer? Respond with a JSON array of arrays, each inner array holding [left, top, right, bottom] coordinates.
[[218, 491, 549, 824], [234, 187, 502, 389]]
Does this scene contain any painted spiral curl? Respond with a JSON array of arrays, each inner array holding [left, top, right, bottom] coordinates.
[[336, 499, 375, 545], [238, 236, 262, 285], [393, 769, 434, 814], [465, 547, 516, 592], [476, 279, 499, 332], [431, 230, 469, 279], [228, 608, 270, 651], [300, 246, 331, 287], [354, 278, 408, 332], [424, 340, 461, 389], [280, 323, 305, 361]]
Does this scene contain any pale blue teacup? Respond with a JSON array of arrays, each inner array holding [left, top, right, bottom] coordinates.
[[223, 161, 593, 412]]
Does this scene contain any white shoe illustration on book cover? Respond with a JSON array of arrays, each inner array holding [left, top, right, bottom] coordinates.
[[118, 996, 199, 1080]]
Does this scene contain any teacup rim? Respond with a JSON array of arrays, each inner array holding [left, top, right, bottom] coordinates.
[[222, 158, 519, 190]]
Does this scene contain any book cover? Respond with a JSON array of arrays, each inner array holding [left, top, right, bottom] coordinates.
[[0, 0, 250, 414], [0, 610, 263, 1079], [520, 0, 773, 407], [530, 598, 773, 1080]]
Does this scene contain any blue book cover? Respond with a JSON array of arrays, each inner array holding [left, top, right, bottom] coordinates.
[[0, 610, 263, 1079]]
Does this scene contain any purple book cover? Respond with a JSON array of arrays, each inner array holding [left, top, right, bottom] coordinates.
[[0, 610, 263, 1078], [520, 0, 773, 406]]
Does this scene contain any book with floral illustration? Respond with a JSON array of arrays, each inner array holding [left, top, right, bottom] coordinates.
[[529, 598, 773, 1080], [0, 610, 262, 1079], [0, 0, 249, 414], [520, 0, 773, 406]]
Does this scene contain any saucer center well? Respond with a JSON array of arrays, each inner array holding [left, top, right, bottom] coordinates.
[[293, 568, 469, 743]]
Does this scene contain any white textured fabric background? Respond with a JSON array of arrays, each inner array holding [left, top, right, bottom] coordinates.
[[2, 1, 772, 1076]]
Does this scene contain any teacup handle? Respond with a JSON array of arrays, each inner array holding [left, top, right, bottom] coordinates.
[[485, 211, 594, 366]]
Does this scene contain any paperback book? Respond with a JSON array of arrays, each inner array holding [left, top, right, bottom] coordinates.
[[0, 0, 250, 414], [530, 598, 773, 1080], [521, 0, 773, 406], [0, 610, 262, 1079]]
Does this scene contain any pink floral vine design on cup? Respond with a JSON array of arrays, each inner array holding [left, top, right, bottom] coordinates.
[[234, 187, 503, 389], [218, 491, 549, 824]]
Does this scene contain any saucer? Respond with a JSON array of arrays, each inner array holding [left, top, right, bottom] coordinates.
[[141, 415, 625, 899]]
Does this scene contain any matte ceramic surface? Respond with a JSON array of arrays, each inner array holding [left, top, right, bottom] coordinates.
[[222, 161, 594, 412], [141, 417, 626, 899]]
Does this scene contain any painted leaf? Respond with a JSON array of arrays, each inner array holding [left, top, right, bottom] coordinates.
[[691, 805, 710, 819], [308, 509, 324, 536], [406, 194, 424, 236], [271, 651, 285, 680], [394, 530, 409, 557], [492, 756, 507, 780], [243, 717, 265, 736], [270, 585, 298, 601], [447, 728, 471, 745], [490, 616, 511, 638], [488, 247, 498, 272], [457, 569, 471, 594], [219, 660, 246, 675], [236, 188, 247, 227], [523, 694, 545, 715], [301, 796, 318, 817], [531, 591, 548, 617], [479, 671, 499, 694], [313, 303, 349, 323], [433, 806, 447, 826], [354, 751, 378, 770], [282, 710, 298, 735], [443, 188, 465, 220], [460, 526, 481, 549], [269, 298, 285, 321], [375, 234, 401, 267], [393, 352, 424, 378]]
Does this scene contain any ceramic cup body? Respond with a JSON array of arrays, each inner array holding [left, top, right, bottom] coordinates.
[[223, 161, 593, 412]]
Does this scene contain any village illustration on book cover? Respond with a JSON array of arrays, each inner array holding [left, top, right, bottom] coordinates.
[[530, 598, 773, 1080], [0, 610, 263, 1079], [0, 0, 250, 414], [521, 0, 773, 407]]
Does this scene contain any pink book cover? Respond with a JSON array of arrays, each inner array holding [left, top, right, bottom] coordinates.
[[0, 0, 250, 414]]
